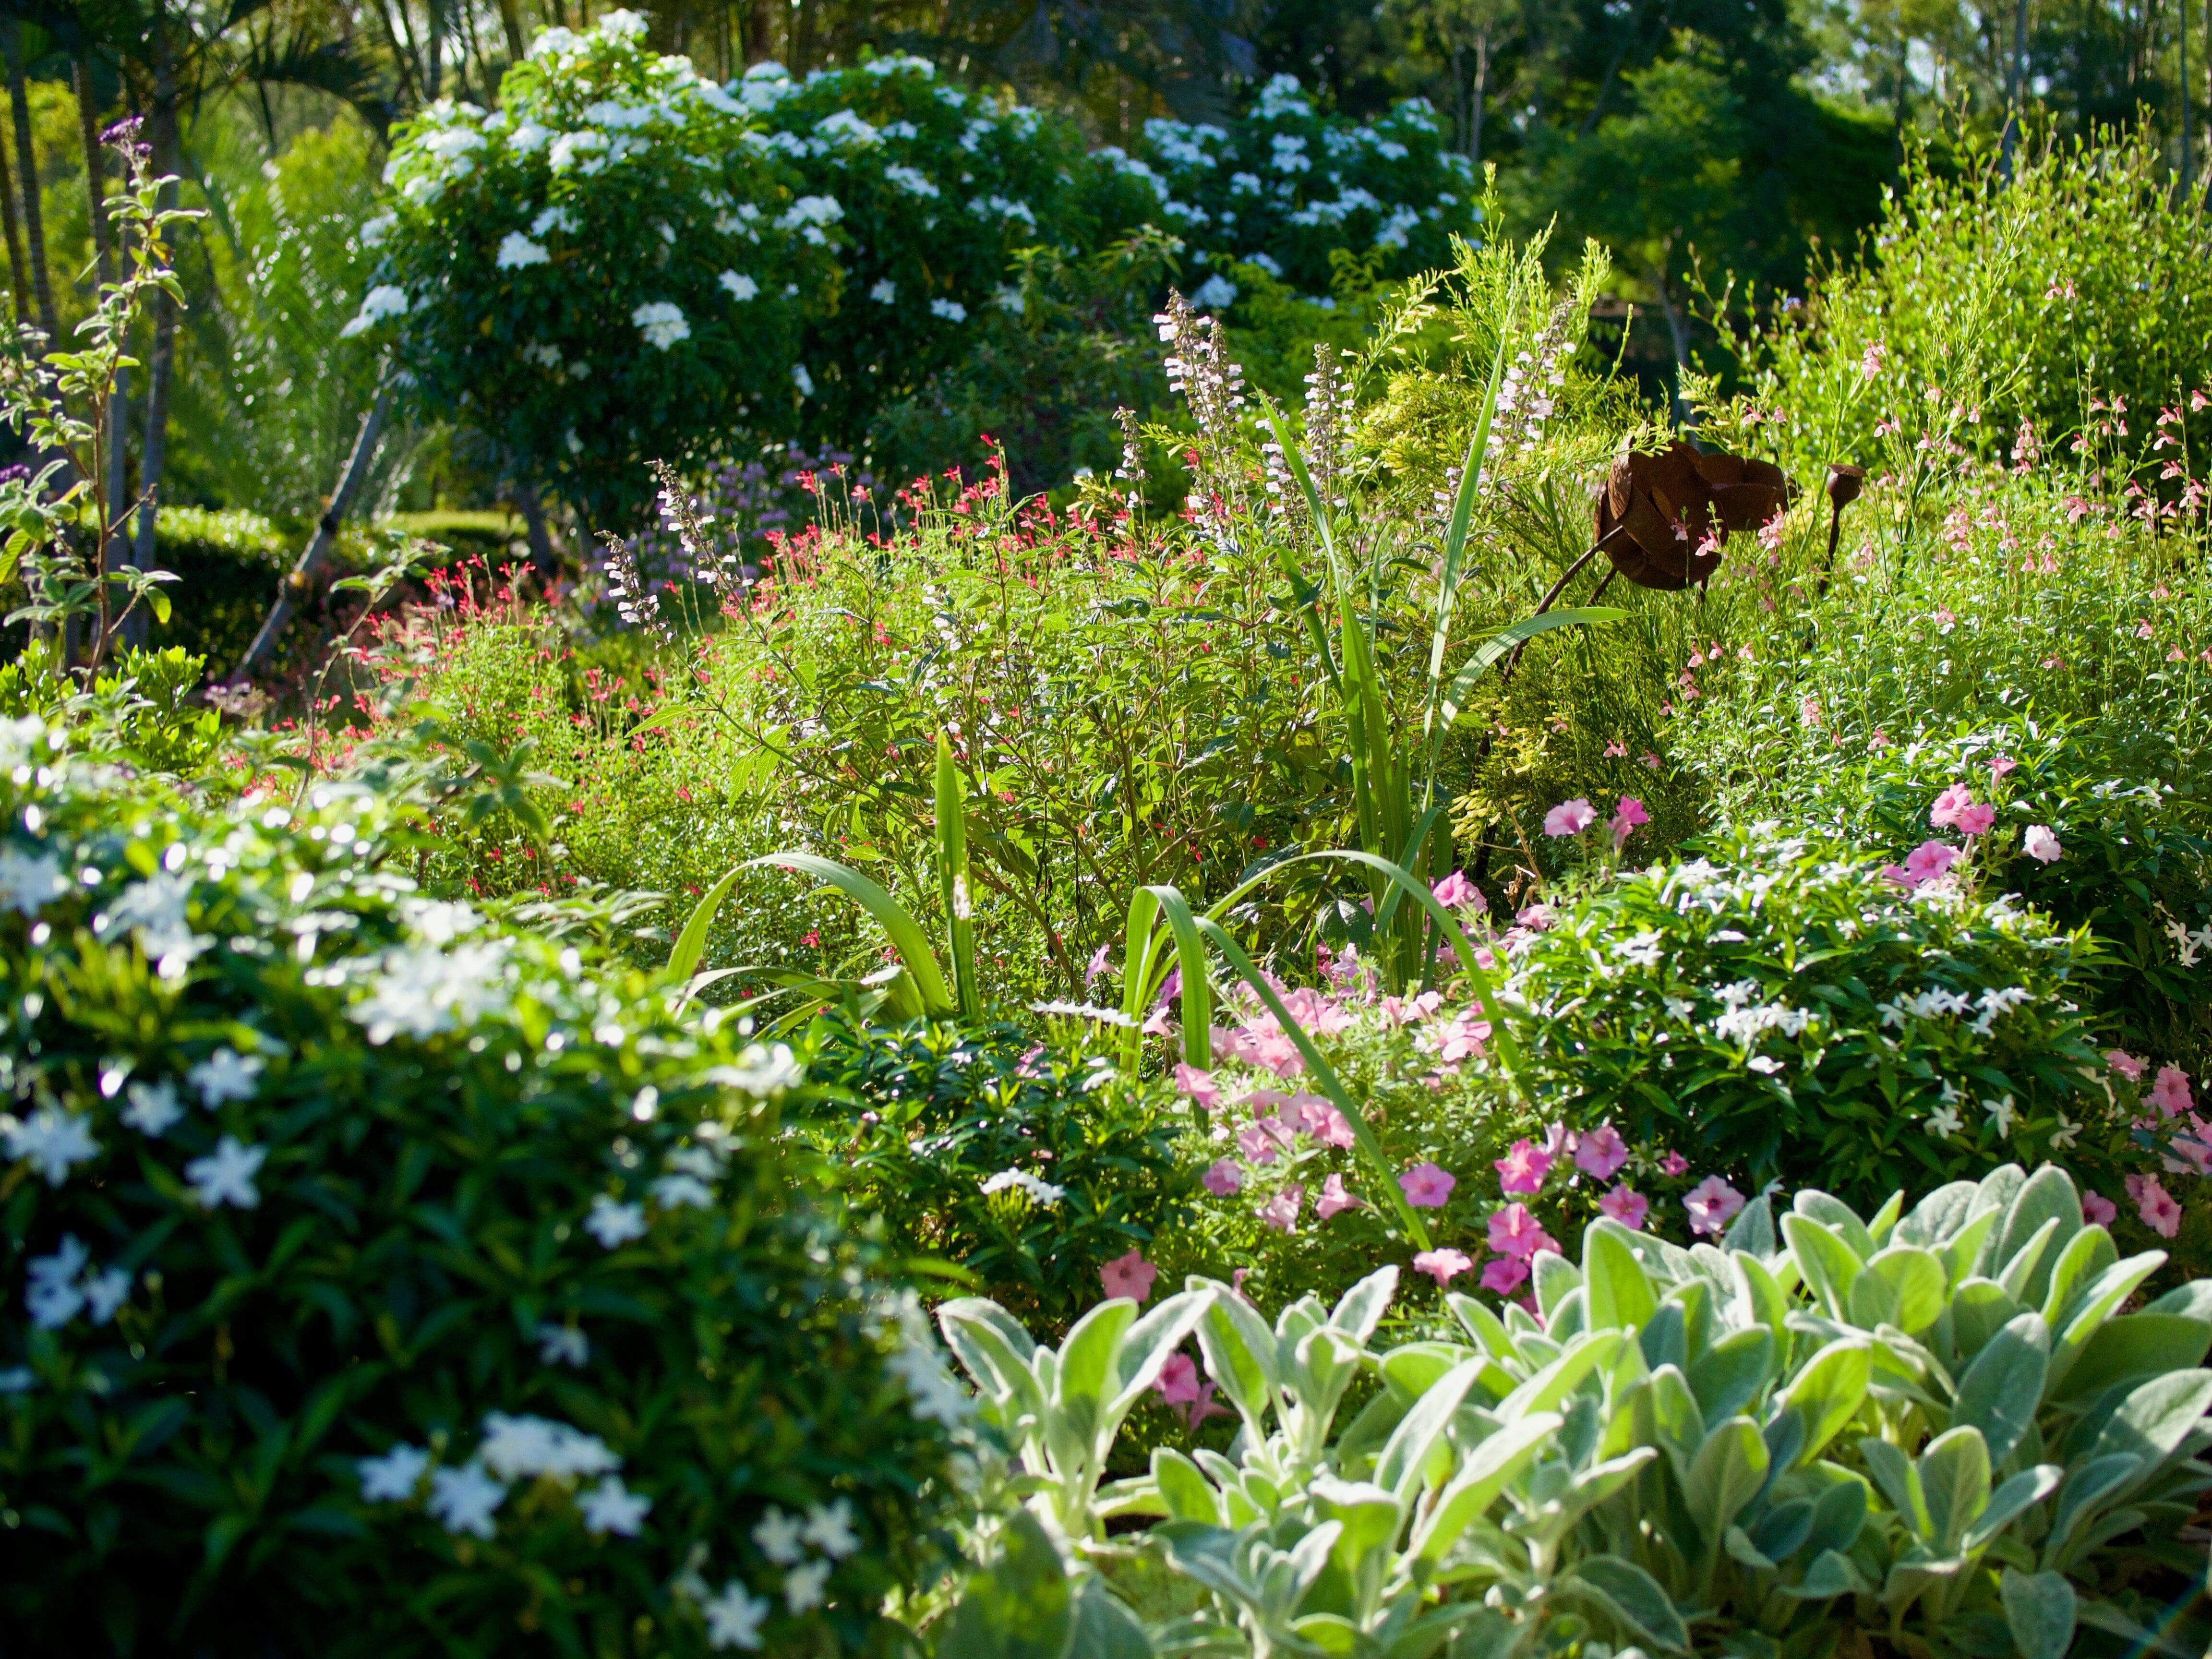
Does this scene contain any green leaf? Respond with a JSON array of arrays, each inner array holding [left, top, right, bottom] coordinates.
[[668, 866, 744, 981], [1769, 1340, 1871, 1466], [2000, 1569, 2077, 1659], [1152, 1449, 1221, 1524], [1404, 1412, 1559, 1568], [1778, 1549, 1870, 1600], [936, 731, 982, 1022], [1781, 1215, 1861, 1319], [1585, 1222, 1659, 1334], [1686, 1417, 1769, 1548], [2055, 1314, 2212, 1402], [1950, 1312, 2049, 1468], [1375, 1356, 1487, 1503], [744, 852, 954, 1014], [1437, 608, 1630, 732], [1686, 1327, 1774, 1424], [1856, 1245, 1947, 1334], [2087, 1369, 2212, 1481], [934, 1510, 1072, 1659], [1919, 1426, 1992, 1552], [1961, 1465, 2063, 1553], [1066, 1578, 1156, 1659], [1559, 1554, 1691, 1653], [1108, 1290, 1217, 1419], [1990, 1165, 2080, 1311], [1054, 1299, 1139, 1430]]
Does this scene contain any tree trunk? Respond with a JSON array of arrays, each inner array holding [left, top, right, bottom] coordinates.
[[515, 478, 556, 580], [1471, 31, 1490, 171], [1651, 258, 1695, 433], [0, 119, 25, 325], [128, 18, 179, 653], [2001, 0, 2029, 177], [427, 0, 444, 99], [3, 19, 58, 345]]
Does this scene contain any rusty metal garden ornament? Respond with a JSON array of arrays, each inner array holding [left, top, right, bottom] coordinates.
[[1592, 440, 1792, 592]]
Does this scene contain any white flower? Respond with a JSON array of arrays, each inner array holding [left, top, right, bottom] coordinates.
[[882, 163, 938, 198], [548, 129, 609, 171], [705, 1581, 770, 1650], [398, 898, 481, 944], [350, 939, 511, 1043], [495, 232, 550, 269], [359, 211, 396, 247], [1661, 996, 1695, 1020], [979, 1168, 1064, 1207], [885, 1342, 972, 1424], [719, 271, 760, 301], [25, 1235, 91, 1328], [710, 1042, 804, 1098], [652, 1172, 715, 1210], [1984, 1094, 2017, 1139], [2050, 1115, 2080, 1149], [428, 1462, 506, 1538], [928, 297, 967, 322], [633, 301, 692, 350], [666, 1144, 726, 1179], [802, 1498, 859, 1559], [340, 284, 410, 338], [791, 362, 814, 397], [358, 1443, 433, 1502], [587, 1194, 649, 1248], [0, 847, 66, 916], [189, 1048, 264, 1107], [479, 1412, 620, 1481], [529, 204, 578, 236], [784, 1558, 831, 1614], [538, 1322, 590, 1366], [1924, 1101, 1964, 1137], [186, 1136, 268, 1209], [1745, 1055, 1784, 1075], [993, 283, 1024, 314], [5, 1107, 100, 1186], [868, 278, 897, 303], [599, 8, 649, 37], [84, 1266, 130, 1324], [123, 1079, 184, 1136], [579, 1475, 652, 1535], [2023, 824, 2062, 863], [774, 194, 843, 230], [753, 1506, 806, 1564], [105, 873, 209, 963], [814, 108, 879, 146]]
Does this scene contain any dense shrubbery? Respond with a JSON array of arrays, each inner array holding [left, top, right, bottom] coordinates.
[[0, 723, 959, 1655]]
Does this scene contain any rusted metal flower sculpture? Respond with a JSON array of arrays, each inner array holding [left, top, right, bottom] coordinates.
[[1592, 440, 1792, 592]]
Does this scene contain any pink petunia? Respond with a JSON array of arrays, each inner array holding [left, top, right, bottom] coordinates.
[[1413, 1248, 1473, 1286], [1953, 802, 1996, 837], [1209, 1026, 1248, 1064], [1100, 1249, 1158, 1303], [1173, 1064, 1220, 1107], [1659, 1151, 1689, 1177], [2022, 824, 2062, 863], [1487, 1202, 1558, 1259], [1575, 1125, 1630, 1180], [1432, 869, 1484, 911], [1611, 796, 1650, 849], [2135, 1174, 2183, 1239], [2151, 1066, 2196, 1119], [1683, 1175, 1747, 1236], [1154, 1352, 1228, 1429], [2081, 1191, 2118, 1228], [2108, 1049, 2147, 1082], [1479, 1255, 1530, 1294], [1904, 840, 1963, 884], [1543, 797, 1598, 838], [1493, 1139, 1553, 1195], [1599, 1183, 1649, 1230], [1315, 1173, 1360, 1220], [1930, 783, 1975, 829], [1258, 1184, 1305, 1233], [1202, 1159, 1243, 1196], [1990, 755, 2019, 779], [1400, 1161, 1457, 1208], [1243, 1031, 1307, 1079], [1236, 1124, 1281, 1166]]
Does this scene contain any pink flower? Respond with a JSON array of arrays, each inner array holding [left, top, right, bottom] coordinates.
[[2135, 1174, 2183, 1239], [1929, 783, 1974, 828], [1316, 1173, 1360, 1219], [1543, 798, 1597, 838], [1243, 1031, 1306, 1079], [2081, 1191, 2118, 1227], [1493, 1139, 1553, 1195], [1659, 1151, 1689, 1177], [1258, 1184, 1304, 1233], [1604, 739, 1628, 758], [1480, 1255, 1530, 1294], [1869, 729, 1891, 748], [1684, 1175, 1746, 1236], [1610, 796, 1650, 849], [1413, 1248, 1473, 1286], [1086, 945, 1112, 985], [1599, 1183, 1649, 1230], [1307, 1103, 1356, 1148], [1954, 803, 1996, 837], [1154, 1352, 1228, 1428], [1202, 1159, 1243, 1196], [1236, 1124, 1281, 1165], [2151, 1066, 2196, 1119], [1643, 752, 1662, 770], [1903, 840, 1963, 884], [2108, 1049, 2147, 1082], [1990, 755, 2019, 779], [2022, 824, 2062, 863], [1487, 1202, 1558, 1259], [1100, 1248, 1158, 1303], [1800, 696, 1823, 729], [1575, 1125, 1629, 1180], [1399, 1161, 1457, 1207], [1173, 1064, 1220, 1107], [1243, 1087, 1291, 1115], [1432, 869, 1484, 911], [1210, 1026, 1248, 1064]]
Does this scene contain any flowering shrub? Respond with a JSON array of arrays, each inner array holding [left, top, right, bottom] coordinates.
[[0, 725, 958, 1654]]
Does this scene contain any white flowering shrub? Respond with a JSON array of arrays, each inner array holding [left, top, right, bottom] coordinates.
[[0, 719, 962, 1654], [352, 11, 836, 518]]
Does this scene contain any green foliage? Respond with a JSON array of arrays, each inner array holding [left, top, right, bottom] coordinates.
[[938, 1166, 2212, 1659], [0, 724, 956, 1656]]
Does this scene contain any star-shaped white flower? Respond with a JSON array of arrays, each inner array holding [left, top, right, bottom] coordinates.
[[578, 1475, 652, 1536], [358, 1443, 433, 1502], [802, 1498, 859, 1559], [1983, 1094, 2017, 1139], [784, 1558, 832, 1614], [0, 847, 68, 916], [123, 1079, 184, 1136], [1924, 1102, 1964, 1138], [704, 1581, 769, 1650], [25, 1235, 91, 1328], [752, 1506, 805, 1565], [1662, 996, 1695, 1020], [189, 1048, 264, 1107], [83, 1265, 130, 1324], [537, 1323, 590, 1367], [427, 1462, 506, 1539], [652, 1173, 715, 1210], [586, 1194, 648, 1248], [4, 1106, 101, 1186], [185, 1135, 268, 1209], [2050, 1115, 2080, 1150]]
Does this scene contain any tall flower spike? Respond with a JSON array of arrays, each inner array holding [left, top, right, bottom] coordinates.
[[1113, 405, 1145, 516], [597, 530, 670, 642]]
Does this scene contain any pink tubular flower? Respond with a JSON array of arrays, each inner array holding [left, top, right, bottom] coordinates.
[[1100, 1249, 1158, 1303], [1684, 1176, 1747, 1236], [1432, 869, 1484, 911], [1493, 1139, 1553, 1195], [2022, 824, 2062, 863], [1315, 1173, 1360, 1220], [1413, 1248, 1473, 1286], [2151, 1066, 2196, 1119], [1929, 783, 1974, 829], [1400, 1161, 1457, 1208], [1990, 755, 2019, 779], [1173, 1064, 1220, 1107], [1202, 1159, 1242, 1196], [1659, 1151, 1689, 1177], [1575, 1125, 1630, 1181], [1487, 1202, 1557, 1259], [2081, 1191, 2118, 1228], [1611, 797, 1650, 849], [2108, 1049, 2147, 1082], [1903, 841, 1964, 885], [1599, 1184, 1649, 1230], [1258, 1184, 1304, 1234], [1236, 1124, 1281, 1165], [1480, 1255, 1530, 1294], [1543, 797, 1598, 838], [1954, 802, 1996, 837], [1086, 945, 1112, 985], [2135, 1174, 2183, 1239]]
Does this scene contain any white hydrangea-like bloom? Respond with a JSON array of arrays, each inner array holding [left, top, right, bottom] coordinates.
[[359, 212, 397, 247], [814, 109, 879, 146], [929, 298, 967, 322], [478, 1412, 620, 1481], [632, 301, 691, 349], [103, 872, 209, 964], [0, 847, 66, 916], [598, 8, 649, 37], [774, 194, 843, 230], [652, 1172, 715, 1210], [350, 938, 511, 1043], [980, 1168, 1065, 1208], [188, 1047, 264, 1106], [1190, 274, 1237, 311], [398, 897, 481, 944], [882, 163, 939, 198], [529, 204, 578, 236], [496, 233, 550, 269], [25, 1235, 92, 1328], [339, 284, 409, 339], [719, 271, 759, 301], [122, 1079, 184, 1136]]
